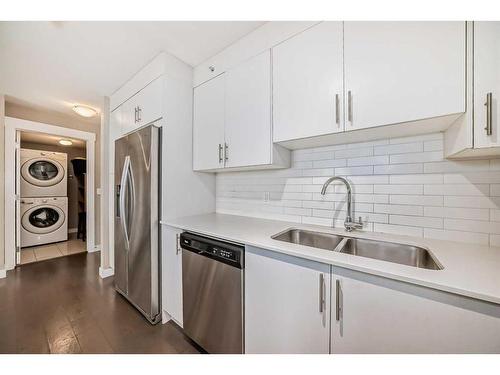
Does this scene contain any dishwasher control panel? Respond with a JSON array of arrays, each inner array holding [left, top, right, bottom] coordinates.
[[179, 232, 244, 269]]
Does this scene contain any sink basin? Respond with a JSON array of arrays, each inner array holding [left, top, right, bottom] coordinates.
[[271, 229, 344, 251], [339, 238, 443, 270], [271, 228, 443, 270]]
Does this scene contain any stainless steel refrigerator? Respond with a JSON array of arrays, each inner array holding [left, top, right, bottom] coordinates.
[[114, 124, 161, 324]]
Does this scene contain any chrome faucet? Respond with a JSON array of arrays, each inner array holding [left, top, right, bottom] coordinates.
[[320, 176, 363, 232]]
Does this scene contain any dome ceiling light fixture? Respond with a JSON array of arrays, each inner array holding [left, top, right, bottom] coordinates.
[[72, 104, 98, 118], [58, 139, 73, 146]]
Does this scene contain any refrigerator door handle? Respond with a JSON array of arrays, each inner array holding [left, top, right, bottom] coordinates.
[[119, 155, 131, 250], [126, 158, 136, 237]]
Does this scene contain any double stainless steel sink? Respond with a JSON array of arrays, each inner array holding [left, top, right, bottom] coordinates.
[[272, 228, 443, 270]]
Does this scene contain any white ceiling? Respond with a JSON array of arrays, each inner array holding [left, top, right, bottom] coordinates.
[[21, 130, 86, 149], [0, 21, 265, 118]]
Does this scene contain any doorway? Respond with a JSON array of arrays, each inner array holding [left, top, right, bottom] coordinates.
[[4, 117, 96, 270], [17, 130, 88, 264]]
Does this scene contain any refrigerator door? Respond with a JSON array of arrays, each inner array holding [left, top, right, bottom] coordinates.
[[114, 136, 129, 296], [126, 126, 160, 322]]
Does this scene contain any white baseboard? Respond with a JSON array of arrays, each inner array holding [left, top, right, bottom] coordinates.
[[99, 266, 114, 279], [0, 269, 6, 279], [88, 244, 101, 253]]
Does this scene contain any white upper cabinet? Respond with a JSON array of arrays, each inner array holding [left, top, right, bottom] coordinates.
[[193, 51, 290, 172], [273, 22, 344, 142], [225, 50, 272, 168], [132, 76, 164, 128], [344, 21, 466, 131], [474, 22, 500, 148], [193, 74, 226, 171]]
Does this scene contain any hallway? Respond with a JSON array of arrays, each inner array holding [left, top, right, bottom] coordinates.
[[0, 252, 201, 354]]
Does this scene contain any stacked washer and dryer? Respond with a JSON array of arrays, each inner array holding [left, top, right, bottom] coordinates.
[[20, 149, 68, 248]]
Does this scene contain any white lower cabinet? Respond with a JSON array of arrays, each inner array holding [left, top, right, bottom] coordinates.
[[244, 246, 331, 354], [331, 267, 500, 353], [162, 226, 183, 326]]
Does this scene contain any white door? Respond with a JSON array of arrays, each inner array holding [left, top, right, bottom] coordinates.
[[120, 97, 137, 137], [225, 50, 272, 168], [162, 226, 183, 326], [273, 22, 344, 142], [332, 267, 500, 353], [193, 74, 226, 171], [134, 76, 164, 128], [474, 22, 500, 148], [344, 21, 466, 130], [15, 130, 21, 265], [245, 246, 331, 354]]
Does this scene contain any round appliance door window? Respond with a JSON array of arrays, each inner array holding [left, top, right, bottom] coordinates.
[[21, 158, 65, 187], [22, 205, 65, 234]]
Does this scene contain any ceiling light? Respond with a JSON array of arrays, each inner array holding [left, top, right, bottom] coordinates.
[[72, 104, 98, 118], [59, 139, 73, 146]]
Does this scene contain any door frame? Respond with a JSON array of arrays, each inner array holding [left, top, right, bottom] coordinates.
[[4, 116, 97, 270]]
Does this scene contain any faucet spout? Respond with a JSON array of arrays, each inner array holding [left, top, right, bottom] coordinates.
[[320, 176, 362, 232]]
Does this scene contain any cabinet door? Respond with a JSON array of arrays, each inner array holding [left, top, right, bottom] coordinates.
[[162, 226, 183, 326], [332, 267, 500, 353], [134, 76, 164, 128], [344, 21, 465, 130], [109, 106, 123, 176], [245, 246, 330, 354], [225, 50, 272, 168], [120, 98, 137, 136], [193, 74, 226, 171], [273, 22, 344, 142], [474, 22, 500, 148]]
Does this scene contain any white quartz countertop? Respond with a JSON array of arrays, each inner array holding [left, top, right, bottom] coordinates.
[[163, 213, 500, 305]]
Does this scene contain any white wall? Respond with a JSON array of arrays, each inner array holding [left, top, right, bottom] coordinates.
[[217, 132, 500, 247]]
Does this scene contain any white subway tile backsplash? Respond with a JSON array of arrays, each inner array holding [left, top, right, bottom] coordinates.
[[374, 142, 423, 155], [215, 132, 500, 246], [374, 163, 423, 175], [390, 151, 443, 164], [374, 184, 423, 195]]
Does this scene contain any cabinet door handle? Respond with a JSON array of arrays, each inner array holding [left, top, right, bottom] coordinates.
[[137, 106, 142, 122], [134, 107, 138, 123], [224, 143, 229, 163], [347, 91, 353, 124], [485, 92, 493, 136], [319, 273, 326, 313], [335, 94, 340, 126], [336, 279, 342, 321], [176, 233, 181, 255], [218, 144, 223, 163]]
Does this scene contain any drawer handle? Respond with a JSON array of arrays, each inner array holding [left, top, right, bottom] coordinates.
[[335, 94, 340, 127], [485, 92, 493, 136], [319, 273, 326, 313], [347, 91, 353, 124], [176, 233, 181, 255], [336, 279, 342, 321]]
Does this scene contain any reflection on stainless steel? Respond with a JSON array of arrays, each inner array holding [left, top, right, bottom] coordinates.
[[181, 233, 244, 354], [114, 124, 161, 324], [271, 228, 443, 270], [271, 228, 344, 251], [339, 238, 443, 270]]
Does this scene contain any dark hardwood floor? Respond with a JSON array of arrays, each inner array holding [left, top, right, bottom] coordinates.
[[0, 252, 201, 354]]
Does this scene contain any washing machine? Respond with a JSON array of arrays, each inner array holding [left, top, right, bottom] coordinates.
[[20, 197, 68, 247], [20, 149, 67, 197]]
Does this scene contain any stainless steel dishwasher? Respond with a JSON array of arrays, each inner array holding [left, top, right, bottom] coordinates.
[[180, 232, 244, 354]]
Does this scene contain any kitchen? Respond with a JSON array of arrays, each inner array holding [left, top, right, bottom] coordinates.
[[1, 1, 500, 372]]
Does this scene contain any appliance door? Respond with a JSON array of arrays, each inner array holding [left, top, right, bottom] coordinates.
[[21, 205, 65, 234], [182, 249, 244, 354], [114, 136, 129, 296], [125, 125, 160, 322], [21, 158, 65, 187]]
